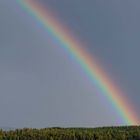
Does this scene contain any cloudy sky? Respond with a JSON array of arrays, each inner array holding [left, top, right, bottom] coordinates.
[[0, 0, 140, 128]]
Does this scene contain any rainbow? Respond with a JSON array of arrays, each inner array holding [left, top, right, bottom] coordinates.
[[17, 0, 139, 125]]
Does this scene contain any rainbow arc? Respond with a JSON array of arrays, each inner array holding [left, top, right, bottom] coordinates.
[[17, 0, 139, 125]]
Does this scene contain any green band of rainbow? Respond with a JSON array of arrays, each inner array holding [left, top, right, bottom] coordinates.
[[17, 0, 139, 125]]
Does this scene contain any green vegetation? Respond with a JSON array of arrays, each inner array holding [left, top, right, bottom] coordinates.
[[0, 126, 140, 140]]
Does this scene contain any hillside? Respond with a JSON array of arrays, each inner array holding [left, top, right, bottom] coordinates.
[[0, 126, 140, 140]]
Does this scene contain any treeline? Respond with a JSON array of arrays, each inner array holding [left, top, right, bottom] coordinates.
[[0, 126, 140, 140]]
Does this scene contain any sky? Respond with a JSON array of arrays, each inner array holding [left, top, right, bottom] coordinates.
[[0, 0, 140, 128]]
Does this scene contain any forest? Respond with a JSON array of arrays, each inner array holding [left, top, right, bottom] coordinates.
[[0, 126, 140, 140]]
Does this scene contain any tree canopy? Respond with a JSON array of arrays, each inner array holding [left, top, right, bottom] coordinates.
[[0, 126, 140, 140]]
